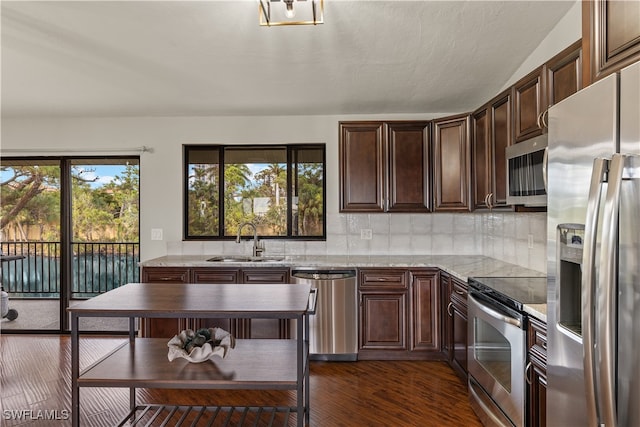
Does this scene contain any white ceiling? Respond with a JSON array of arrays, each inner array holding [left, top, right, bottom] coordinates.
[[1, 1, 575, 118]]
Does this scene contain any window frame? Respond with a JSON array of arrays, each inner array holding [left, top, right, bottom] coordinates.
[[183, 144, 326, 241]]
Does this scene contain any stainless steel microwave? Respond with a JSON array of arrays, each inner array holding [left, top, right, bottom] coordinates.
[[506, 135, 548, 206]]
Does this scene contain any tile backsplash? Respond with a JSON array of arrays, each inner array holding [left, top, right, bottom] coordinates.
[[168, 211, 547, 273]]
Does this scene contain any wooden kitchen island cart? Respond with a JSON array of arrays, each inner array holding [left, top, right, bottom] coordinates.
[[68, 283, 315, 427]]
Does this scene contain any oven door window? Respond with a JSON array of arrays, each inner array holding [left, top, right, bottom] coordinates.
[[473, 317, 511, 392]]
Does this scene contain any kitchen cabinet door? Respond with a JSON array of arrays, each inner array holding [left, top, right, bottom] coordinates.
[[472, 106, 491, 210], [489, 89, 512, 208], [410, 271, 440, 352], [583, 0, 640, 85], [140, 267, 191, 338], [546, 40, 582, 107], [450, 277, 468, 382], [433, 114, 472, 211], [451, 295, 468, 381], [440, 272, 453, 361], [527, 316, 548, 427], [359, 292, 407, 352], [528, 359, 548, 427], [513, 65, 546, 143], [339, 122, 385, 212], [386, 122, 432, 212]]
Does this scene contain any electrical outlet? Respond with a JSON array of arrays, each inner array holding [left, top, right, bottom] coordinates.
[[528, 234, 534, 249], [151, 228, 163, 241], [360, 229, 372, 240]]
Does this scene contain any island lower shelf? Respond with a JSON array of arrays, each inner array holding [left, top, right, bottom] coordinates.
[[79, 338, 301, 389]]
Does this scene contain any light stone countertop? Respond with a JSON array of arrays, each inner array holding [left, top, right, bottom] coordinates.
[[140, 254, 548, 322], [523, 304, 547, 323]]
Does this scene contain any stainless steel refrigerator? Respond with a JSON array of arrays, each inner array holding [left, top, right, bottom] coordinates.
[[547, 60, 640, 427]]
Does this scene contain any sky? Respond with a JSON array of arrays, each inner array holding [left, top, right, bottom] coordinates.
[[1, 164, 134, 189], [73, 165, 125, 188]]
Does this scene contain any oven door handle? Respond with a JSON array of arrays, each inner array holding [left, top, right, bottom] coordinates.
[[468, 294, 522, 328]]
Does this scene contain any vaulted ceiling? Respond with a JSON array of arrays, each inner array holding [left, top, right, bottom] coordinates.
[[1, 1, 575, 118]]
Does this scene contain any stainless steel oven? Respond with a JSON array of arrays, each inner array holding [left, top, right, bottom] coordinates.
[[467, 289, 527, 427]]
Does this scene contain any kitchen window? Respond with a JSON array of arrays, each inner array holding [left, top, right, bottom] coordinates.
[[184, 144, 325, 240]]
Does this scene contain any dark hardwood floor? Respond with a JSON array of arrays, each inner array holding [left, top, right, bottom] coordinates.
[[0, 335, 482, 426]]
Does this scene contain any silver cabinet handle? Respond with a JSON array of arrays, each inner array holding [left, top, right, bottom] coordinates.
[[447, 302, 453, 317], [536, 109, 549, 129], [581, 157, 608, 425], [525, 361, 533, 385]]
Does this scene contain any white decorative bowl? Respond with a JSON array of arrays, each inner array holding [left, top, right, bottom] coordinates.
[[167, 327, 235, 363]]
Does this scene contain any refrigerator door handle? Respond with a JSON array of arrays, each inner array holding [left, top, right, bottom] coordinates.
[[598, 153, 626, 427], [543, 147, 549, 194], [581, 157, 608, 426]]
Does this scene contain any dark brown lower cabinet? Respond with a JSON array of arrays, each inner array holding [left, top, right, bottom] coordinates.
[[240, 269, 291, 339], [140, 267, 289, 339], [190, 268, 239, 334], [450, 280, 468, 381], [359, 291, 407, 352], [441, 272, 468, 382], [358, 268, 440, 360], [527, 316, 548, 427], [140, 267, 191, 338]]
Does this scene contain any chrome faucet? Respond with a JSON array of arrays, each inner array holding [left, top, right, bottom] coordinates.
[[236, 222, 264, 257]]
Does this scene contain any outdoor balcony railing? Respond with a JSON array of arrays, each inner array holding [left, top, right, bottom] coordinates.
[[0, 241, 139, 298]]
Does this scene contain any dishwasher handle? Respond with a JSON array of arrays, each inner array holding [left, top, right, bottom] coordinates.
[[307, 288, 318, 315], [291, 269, 356, 281]]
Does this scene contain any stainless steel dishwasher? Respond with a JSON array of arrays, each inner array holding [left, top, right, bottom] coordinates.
[[291, 268, 357, 361]]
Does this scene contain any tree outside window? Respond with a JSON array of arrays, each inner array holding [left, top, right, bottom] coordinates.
[[184, 145, 325, 240]]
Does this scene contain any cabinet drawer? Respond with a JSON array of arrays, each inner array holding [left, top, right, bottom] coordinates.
[[359, 269, 408, 289], [242, 269, 289, 284], [451, 278, 468, 300], [192, 269, 239, 283], [141, 267, 190, 283], [528, 316, 548, 363]]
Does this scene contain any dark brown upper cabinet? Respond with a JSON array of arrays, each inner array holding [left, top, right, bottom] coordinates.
[[472, 106, 491, 209], [433, 114, 472, 212], [489, 89, 513, 208], [583, 0, 640, 85], [472, 88, 513, 210], [546, 40, 583, 107], [513, 65, 546, 144], [339, 121, 431, 213]]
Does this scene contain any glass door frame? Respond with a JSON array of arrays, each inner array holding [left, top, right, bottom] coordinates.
[[0, 155, 140, 334]]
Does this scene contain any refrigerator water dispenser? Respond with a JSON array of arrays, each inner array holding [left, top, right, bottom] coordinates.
[[557, 224, 584, 338]]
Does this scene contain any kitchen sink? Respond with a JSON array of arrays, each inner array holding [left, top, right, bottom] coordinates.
[[206, 255, 285, 263]]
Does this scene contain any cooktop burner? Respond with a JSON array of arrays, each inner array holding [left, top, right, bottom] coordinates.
[[468, 276, 547, 312]]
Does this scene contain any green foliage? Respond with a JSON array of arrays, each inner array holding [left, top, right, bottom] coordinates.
[[1, 162, 139, 243], [297, 163, 323, 236], [186, 156, 323, 238]]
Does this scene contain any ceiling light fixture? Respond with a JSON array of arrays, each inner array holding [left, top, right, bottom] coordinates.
[[258, 0, 324, 26]]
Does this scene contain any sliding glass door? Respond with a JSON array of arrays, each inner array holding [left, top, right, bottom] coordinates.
[[0, 157, 139, 333]]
